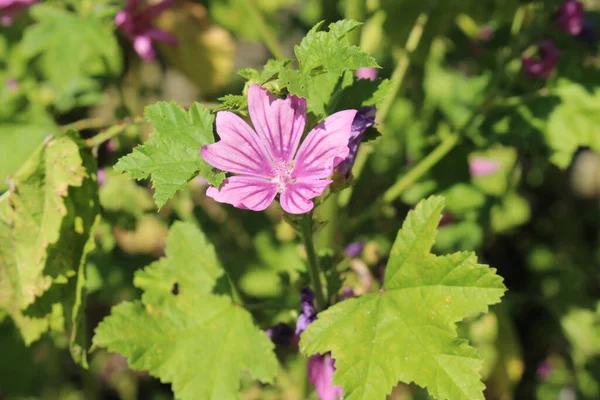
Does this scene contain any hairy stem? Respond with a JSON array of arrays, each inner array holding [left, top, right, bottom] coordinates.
[[84, 116, 145, 148], [242, 0, 286, 61], [300, 213, 327, 311]]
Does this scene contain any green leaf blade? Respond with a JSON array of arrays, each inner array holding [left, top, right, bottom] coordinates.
[[0, 131, 99, 366], [301, 196, 506, 400], [114, 102, 225, 209], [93, 222, 278, 400]]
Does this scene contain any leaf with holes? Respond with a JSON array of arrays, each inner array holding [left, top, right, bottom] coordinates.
[[300, 196, 506, 400], [0, 131, 99, 366], [93, 222, 278, 400]]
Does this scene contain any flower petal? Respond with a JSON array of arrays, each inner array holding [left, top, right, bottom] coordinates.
[[292, 110, 357, 180], [280, 179, 331, 214], [248, 84, 307, 162], [133, 35, 156, 61], [206, 176, 277, 211], [145, 28, 178, 45], [307, 354, 344, 400], [201, 111, 274, 178]]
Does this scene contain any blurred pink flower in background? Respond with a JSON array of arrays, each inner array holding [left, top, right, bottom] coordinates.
[[201, 84, 356, 214], [0, 0, 36, 26], [522, 40, 561, 78], [555, 0, 585, 35], [469, 157, 500, 177], [355, 67, 378, 81], [115, 0, 178, 61], [308, 354, 343, 400]]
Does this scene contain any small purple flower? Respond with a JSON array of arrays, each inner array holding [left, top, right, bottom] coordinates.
[[555, 0, 585, 36], [115, 0, 178, 62], [106, 139, 118, 153], [344, 241, 364, 258], [295, 288, 317, 335], [577, 19, 599, 42], [5, 78, 18, 91], [335, 106, 377, 176], [339, 287, 355, 301], [308, 353, 343, 400], [522, 40, 561, 79], [469, 157, 500, 177], [355, 67, 378, 81], [266, 323, 294, 346], [478, 25, 495, 42], [536, 360, 553, 381], [97, 169, 107, 186], [0, 0, 36, 26]]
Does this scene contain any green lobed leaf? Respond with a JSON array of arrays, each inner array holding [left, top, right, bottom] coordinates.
[[21, 4, 122, 111], [0, 131, 99, 366], [280, 19, 380, 117], [93, 222, 278, 400], [295, 20, 379, 75], [114, 102, 225, 209], [301, 196, 506, 400], [544, 81, 600, 169]]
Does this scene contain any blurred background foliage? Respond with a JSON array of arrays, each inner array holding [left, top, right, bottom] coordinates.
[[0, 0, 599, 399]]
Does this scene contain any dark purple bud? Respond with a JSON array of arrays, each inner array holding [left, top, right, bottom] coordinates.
[[577, 20, 599, 42], [339, 287, 355, 301], [555, 0, 585, 36], [266, 323, 294, 346], [344, 241, 364, 258], [522, 41, 561, 79], [438, 213, 455, 227], [336, 106, 377, 176], [296, 287, 317, 335]]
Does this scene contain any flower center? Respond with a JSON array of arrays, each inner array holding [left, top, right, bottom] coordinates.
[[271, 160, 295, 192]]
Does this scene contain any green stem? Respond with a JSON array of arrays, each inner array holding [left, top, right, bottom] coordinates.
[[382, 134, 460, 203], [345, 0, 367, 46], [242, 0, 286, 61], [84, 116, 144, 148], [62, 117, 108, 132], [299, 213, 327, 311], [378, 12, 429, 125]]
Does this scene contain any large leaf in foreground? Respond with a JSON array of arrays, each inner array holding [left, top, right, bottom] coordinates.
[[93, 222, 277, 400], [115, 102, 224, 209], [301, 196, 506, 400], [0, 131, 99, 366]]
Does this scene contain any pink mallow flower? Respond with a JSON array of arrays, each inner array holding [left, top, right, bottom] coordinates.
[[469, 157, 500, 177], [115, 0, 178, 62], [201, 84, 357, 214], [308, 354, 343, 400], [0, 0, 36, 26]]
